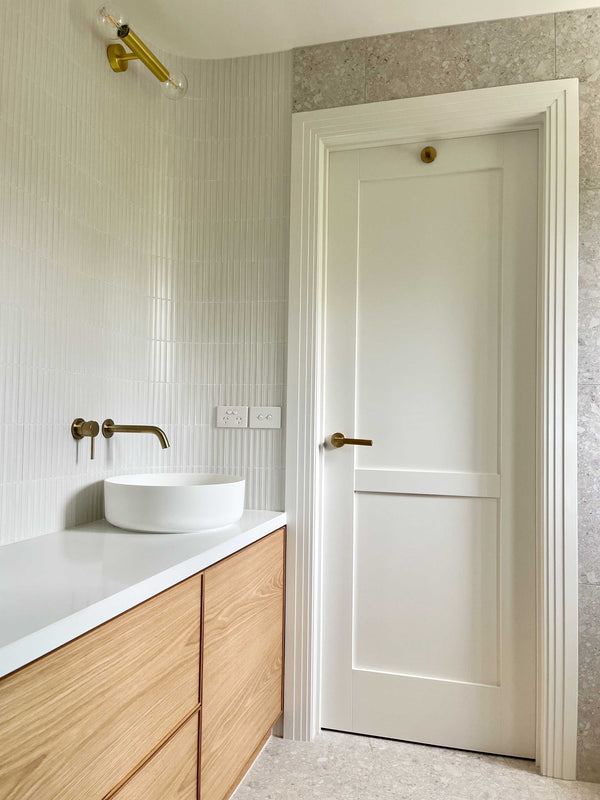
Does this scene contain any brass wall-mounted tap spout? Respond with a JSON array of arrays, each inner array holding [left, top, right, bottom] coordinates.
[[102, 419, 170, 449]]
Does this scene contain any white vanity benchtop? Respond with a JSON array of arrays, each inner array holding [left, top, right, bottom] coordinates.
[[0, 510, 286, 679]]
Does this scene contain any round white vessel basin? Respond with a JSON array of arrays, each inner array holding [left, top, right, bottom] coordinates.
[[104, 473, 245, 533]]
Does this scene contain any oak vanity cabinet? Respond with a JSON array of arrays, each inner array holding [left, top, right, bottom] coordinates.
[[0, 528, 285, 800]]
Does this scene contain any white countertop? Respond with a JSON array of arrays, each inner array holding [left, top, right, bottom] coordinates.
[[0, 510, 286, 679]]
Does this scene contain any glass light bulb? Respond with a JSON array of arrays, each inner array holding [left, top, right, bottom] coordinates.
[[96, 4, 128, 36], [161, 71, 188, 100]]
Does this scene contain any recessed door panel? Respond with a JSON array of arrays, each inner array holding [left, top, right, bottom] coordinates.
[[356, 170, 500, 474], [353, 493, 499, 686]]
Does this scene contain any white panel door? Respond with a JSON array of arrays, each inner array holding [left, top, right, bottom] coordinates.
[[321, 131, 538, 757]]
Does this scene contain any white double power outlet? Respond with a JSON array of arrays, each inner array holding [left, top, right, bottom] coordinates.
[[216, 406, 281, 429], [216, 406, 249, 427]]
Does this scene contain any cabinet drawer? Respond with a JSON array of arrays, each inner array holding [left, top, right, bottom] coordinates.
[[109, 713, 199, 800], [0, 574, 201, 800]]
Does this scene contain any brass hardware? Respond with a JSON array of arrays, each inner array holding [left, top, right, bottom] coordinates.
[[118, 26, 170, 82], [106, 23, 170, 82], [330, 432, 373, 448], [71, 418, 100, 460], [107, 43, 138, 73], [420, 146, 437, 163], [102, 419, 170, 449], [98, 7, 187, 98]]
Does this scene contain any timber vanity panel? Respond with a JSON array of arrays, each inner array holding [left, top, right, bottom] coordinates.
[[110, 713, 199, 800], [0, 574, 201, 800], [200, 528, 285, 800]]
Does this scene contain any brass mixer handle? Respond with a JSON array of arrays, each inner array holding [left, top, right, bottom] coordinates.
[[71, 419, 100, 460], [81, 421, 99, 437]]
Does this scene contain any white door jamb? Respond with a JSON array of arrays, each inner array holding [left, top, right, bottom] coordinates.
[[284, 79, 579, 780]]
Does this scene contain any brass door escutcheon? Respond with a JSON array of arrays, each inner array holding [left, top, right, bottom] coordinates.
[[421, 146, 437, 163]]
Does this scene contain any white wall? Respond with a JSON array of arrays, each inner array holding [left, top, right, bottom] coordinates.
[[0, 0, 291, 545]]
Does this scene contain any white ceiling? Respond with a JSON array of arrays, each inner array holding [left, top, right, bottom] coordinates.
[[122, 0, 595, 60]]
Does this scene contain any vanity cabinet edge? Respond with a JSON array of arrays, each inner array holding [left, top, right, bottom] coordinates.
[[199, 527, 286, 800]]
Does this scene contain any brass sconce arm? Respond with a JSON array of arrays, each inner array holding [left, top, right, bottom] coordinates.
[[108, 25, 169, 82]]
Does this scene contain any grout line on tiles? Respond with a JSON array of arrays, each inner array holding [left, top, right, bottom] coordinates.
[[554, 13, 557, 79]]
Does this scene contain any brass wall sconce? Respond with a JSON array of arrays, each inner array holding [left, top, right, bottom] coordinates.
[[97, 5, 188, 99]]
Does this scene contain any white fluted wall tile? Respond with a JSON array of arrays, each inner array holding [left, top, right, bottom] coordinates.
[[0, 1, 291, 544]]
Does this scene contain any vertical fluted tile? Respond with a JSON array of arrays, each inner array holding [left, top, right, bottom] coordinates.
[[185, 50, 290, 511], [0, 8, 290, 543]]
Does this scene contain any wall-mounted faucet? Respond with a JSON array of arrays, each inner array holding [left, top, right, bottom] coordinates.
[[102, 419, 170, 449], [71, 418, 100, 459]]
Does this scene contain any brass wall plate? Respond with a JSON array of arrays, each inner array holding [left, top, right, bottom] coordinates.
[[71, 418, 86, 440], [107, 43, 130, 73], [421, 146, 437, 163], [102, 418, 115, 438]]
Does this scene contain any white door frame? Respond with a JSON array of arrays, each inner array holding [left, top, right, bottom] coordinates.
[[284, 79, 579, 780]]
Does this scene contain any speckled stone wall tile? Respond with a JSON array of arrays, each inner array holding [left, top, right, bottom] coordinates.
[[578, 386, 600, 585], [557, 9, 600, 189], [292, 39, 366, 112], [578, 584, 600, 782], [580, 191, 600, 300], [578, 84, 600, 190], [580, 294, 600, 385], [569, 23, 600, 776], [579, 191, 600, 383], [556, 8, 600, 83], [364, 15, 555, 104]]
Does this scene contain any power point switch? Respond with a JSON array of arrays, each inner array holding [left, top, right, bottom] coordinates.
[[249, 406, 281, 429]]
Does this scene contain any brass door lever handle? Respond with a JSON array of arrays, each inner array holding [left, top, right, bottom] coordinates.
[[71, 418, 100, 459], [330, 432, 373, 448]]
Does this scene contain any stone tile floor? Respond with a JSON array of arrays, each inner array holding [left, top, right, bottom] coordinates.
[[234, 730, 600, 799]]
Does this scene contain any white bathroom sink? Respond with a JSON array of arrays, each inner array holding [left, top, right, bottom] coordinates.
[[104, 473, 245, 533]]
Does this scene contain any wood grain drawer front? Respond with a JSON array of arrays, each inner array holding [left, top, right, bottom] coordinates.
[[110, 713, 199, 800], [0, 574, 202, 800], [201, 528, 285, 800]]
